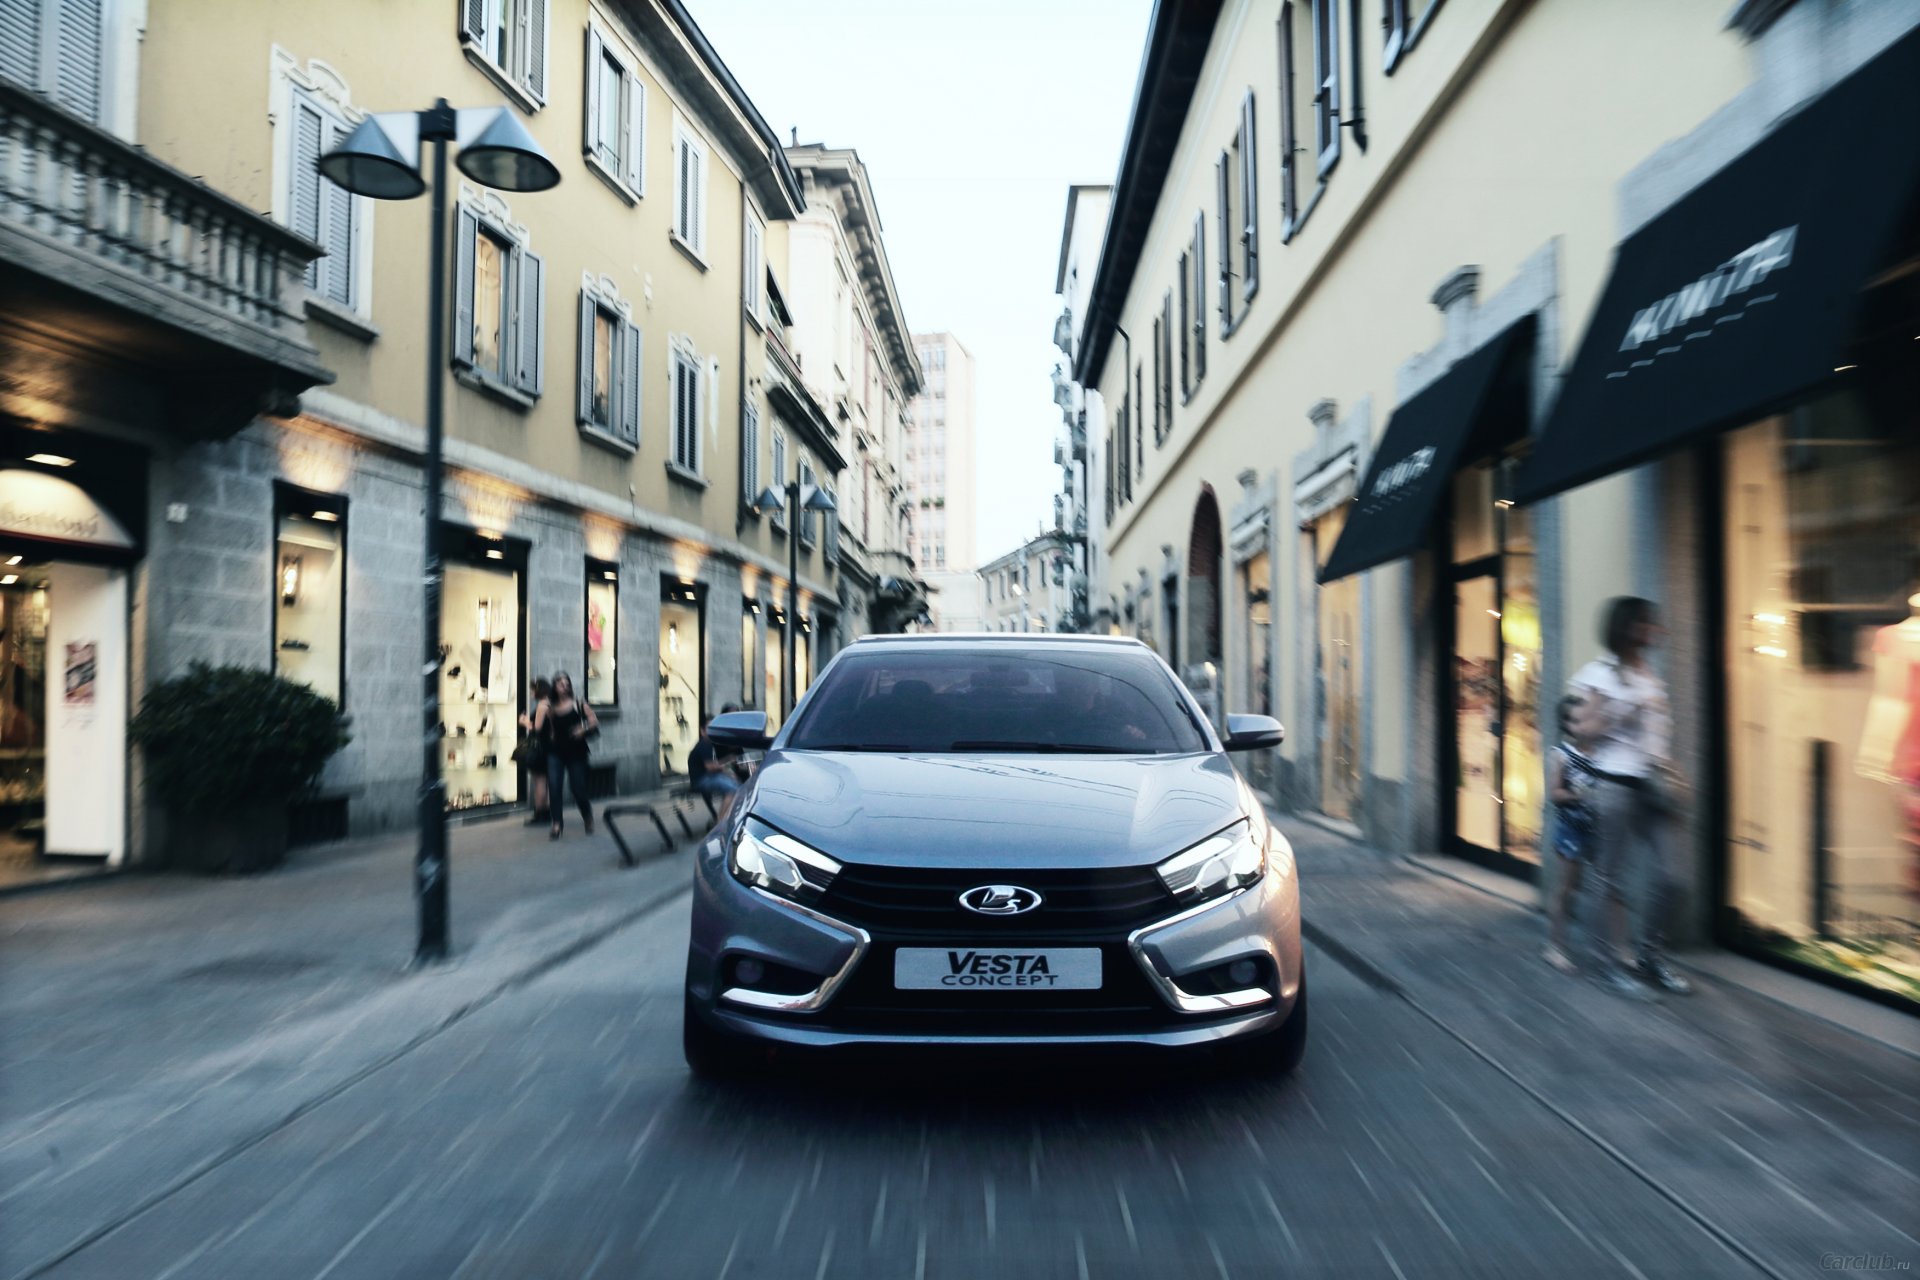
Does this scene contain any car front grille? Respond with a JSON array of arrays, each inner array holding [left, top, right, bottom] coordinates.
[[818, 863, 1178, 941]]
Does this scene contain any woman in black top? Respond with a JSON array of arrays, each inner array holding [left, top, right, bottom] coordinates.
[[533, 672, 598, 840]]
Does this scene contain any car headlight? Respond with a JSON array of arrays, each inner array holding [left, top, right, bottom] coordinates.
[[730, 819, 841, 902], [1155, 820, 1266, 903]]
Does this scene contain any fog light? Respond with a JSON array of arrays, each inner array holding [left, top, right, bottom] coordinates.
[[1228, 958, 1258, 987], [735, 958, 766, 987]]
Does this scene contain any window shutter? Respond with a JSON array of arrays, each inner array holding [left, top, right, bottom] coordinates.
[[460, 0, 486, 44], [1177, 252, 1188, 396], [0, 0, 37, 85], [515, 247, 545, 395], [576, 291, 596, 424], [1242, 91, 1259, 296], [619, 321, 642, 444], [1216, 153, 1231, 327], [1191, 214, 1207, 381], [291, 97, 326, 289], [692, 142, 707, 254], [523, 0, 548, 100], [1279, 3, 1299, 231], [583, 28, 603, 158], [53, 0, 103, 124], [452, 206, 479, 368], [741, 402, 759, 505], [323, 118, 356, 307], [675, 137, 689, 239], [628, 81, 646, 193]]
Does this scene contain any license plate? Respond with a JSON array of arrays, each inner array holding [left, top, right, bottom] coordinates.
[[894, 947, 1102, 991]]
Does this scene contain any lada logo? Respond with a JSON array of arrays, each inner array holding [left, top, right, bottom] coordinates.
[[958, 884, 1044, 916]]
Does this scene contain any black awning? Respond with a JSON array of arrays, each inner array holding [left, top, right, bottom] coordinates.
[[1318, 317, 1534, 584], [1516, 25, 1920, 505]]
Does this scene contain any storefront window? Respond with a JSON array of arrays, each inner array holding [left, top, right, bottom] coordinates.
[[1724, 395, 1920, 1005], [766, 609, 786, 733], [1450, 461, 1541, 867], [796, 618, 813, 695], [585, 560, 617, 706], [273, 487, 345, 704], [741, 599, 760, 708], [0, 562, 50, 875], [1242, 552, 1272, 716], [1311, 513, 1361, 820], [440, 546, 520, 811], [659, 581, 704, 777]]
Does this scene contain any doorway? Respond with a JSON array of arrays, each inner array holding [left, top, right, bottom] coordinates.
[[1445, 463, 1544, 875], [659, 580, 705, 777], [1311, 510, 1363, 822]]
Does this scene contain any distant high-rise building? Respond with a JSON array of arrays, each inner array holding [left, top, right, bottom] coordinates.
[[905, 333, 976, 580]]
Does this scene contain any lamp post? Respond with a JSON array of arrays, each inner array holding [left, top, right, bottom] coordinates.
[[318, 101, 559, 965], [753, 469, 836, 721]]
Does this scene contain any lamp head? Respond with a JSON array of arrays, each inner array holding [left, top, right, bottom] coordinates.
[[802, 486, 837, 513], [317, 117, 425, 200], [754, 484, 787, 515], [455, 108, 561, 193]]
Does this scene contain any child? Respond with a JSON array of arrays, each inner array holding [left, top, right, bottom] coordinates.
[[1543, 693, 1601, 974]]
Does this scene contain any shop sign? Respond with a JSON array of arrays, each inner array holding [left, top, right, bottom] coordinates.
[[1615, 225, 1797, 362], [1367, 445, 1436, 502], [0, 468, 136, 551]]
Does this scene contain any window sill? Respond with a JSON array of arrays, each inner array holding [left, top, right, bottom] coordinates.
[[666, 460, 708, 489], [579, 423, 636, 455], [584, 151, 641, 205], [462, 43, 542, 114], [305, 295, 379, 342], [744, 307, 764, 334], [669, 231, 709, 271], [454, 366, 537, 411]]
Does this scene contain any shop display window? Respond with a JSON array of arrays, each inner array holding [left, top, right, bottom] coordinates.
[[766, 609, 786, 733], [0, 561, 49, 869], [272, 486, 346, 704], [741, 599, 760, 708], [1724, 393, 1920, 1005], [586, 559, 618, 706], [1242, 552, 1272, 717], [796, 617, 813, 695], [440, 552, 520, 811], [659, 580, 704, 777]]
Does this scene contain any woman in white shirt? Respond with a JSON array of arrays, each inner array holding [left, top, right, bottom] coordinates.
[[1566, 597, 1692, 997]]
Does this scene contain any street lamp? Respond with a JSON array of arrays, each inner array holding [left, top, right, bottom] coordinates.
[[753, 469, 836, 721], [318, 101, 558, 966]]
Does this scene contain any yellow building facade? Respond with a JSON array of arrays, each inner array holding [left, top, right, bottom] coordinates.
[[1077, 0, 1920, 1004]]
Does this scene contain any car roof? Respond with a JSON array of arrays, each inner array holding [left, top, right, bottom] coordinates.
[[849, 633, 1149, 649]]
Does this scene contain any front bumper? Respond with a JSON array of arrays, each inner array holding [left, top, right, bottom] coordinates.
[[685, 827, 1303, 1049]]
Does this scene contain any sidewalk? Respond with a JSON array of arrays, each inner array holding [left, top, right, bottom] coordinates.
[[1282, 818, 1920, 1280], [0, 809, 698, 1280]]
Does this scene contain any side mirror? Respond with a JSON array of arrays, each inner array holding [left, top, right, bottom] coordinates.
[[1223, 713, 1284, 752], [708, 709, 773, 751]]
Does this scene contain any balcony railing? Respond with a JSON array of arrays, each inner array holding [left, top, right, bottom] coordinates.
[[0, 76, 327, 408]]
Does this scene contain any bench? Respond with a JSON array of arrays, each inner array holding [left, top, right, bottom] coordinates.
[[600, 782, 720, 867]]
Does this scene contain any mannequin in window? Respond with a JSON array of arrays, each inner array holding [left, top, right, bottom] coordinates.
[[1856, 591, 1920, 897]]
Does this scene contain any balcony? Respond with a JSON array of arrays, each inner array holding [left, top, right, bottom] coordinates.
[[0, 79, 331, 437]]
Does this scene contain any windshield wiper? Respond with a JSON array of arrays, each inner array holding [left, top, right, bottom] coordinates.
[[947, 740, 1143, 754]]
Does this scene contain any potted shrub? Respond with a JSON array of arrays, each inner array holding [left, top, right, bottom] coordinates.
[[130, 663, 351, 873]]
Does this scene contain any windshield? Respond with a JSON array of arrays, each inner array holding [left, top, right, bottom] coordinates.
[[784, 646, 1210, 754]]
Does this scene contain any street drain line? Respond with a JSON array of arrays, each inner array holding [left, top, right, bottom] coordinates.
[[1300, 918, 1788, 1280], [13, 880, 695, 1280]]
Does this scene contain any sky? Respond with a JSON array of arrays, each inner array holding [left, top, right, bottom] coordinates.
[[685, 0, 1154, 565]]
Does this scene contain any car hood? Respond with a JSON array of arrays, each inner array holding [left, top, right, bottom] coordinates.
[[743, 750, 1251, 870]]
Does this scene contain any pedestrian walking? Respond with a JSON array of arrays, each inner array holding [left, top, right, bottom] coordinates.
[[1542, 693, 1601, 975], [516, 677, 553, 825], [534, 672, 598, 840], [1568, 597, 1693, 997]]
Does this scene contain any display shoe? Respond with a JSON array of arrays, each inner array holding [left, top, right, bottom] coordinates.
[[1634, 955, 1694, 996], [445, 665, 463, 679]]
